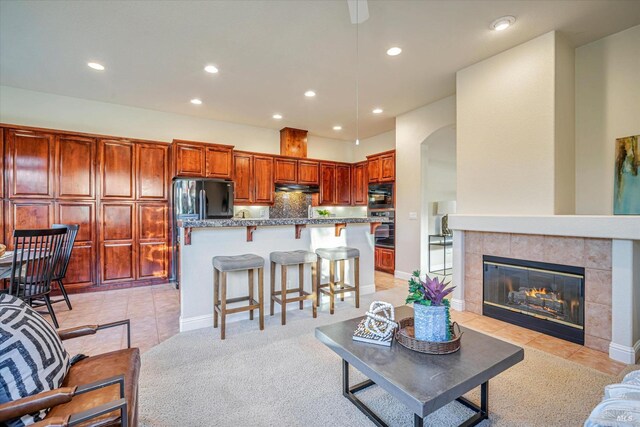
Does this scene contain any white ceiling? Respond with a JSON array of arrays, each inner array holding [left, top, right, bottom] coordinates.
[[1, 1, 639, 141]]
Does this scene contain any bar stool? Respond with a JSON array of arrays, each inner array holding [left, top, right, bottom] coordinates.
[[212, 254, 264, 340], [315, 247, 360, 314], [270, 250, 318, 325]]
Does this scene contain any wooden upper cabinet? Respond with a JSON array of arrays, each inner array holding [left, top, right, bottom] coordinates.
[[367, 156, 381, 183], [280, 127, 308, 158], [7, 129, 55, 198], [335, 164, 351, 205], [205, 145, 233, 179], [56, 135, 96, 199], [100, 139, 135, 199], [233, 153, 253, 203], [138, 203, 168, 241], [352, 162, 368, 206], [298, 160, 319, 185], [174, 141, 205, 177], [253, 155, 274, 204], [136, 143, 169, 200], [319, 163, 336, 205], [274, 158, 297, 184], [380, 151, 396, 182]]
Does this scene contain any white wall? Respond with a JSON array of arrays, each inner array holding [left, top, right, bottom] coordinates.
[[0, 85, 353, 161], [575, 25, 640, 214], [395, 95, 456, 276], [352, 130, 395, 162], [456, 31, 575, 215]]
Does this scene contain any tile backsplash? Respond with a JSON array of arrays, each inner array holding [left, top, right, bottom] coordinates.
[[270, 193, 311, 219], [234, 195, 368, 219]]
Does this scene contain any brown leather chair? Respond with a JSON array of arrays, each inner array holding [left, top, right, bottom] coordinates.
[[0, 320, 140, 427]]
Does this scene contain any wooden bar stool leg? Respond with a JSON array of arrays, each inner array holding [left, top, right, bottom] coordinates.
[[329, 260, 336, 315], [248, 269, 254, 320], [258, 267, 264, 331], [220, 272, 227, 340], [354, 257, 360, 309], [281, 265, 287, 325], [316, 258, 322, 307], [213, 268, 219, 329], [270, 261, 276, 316], [298, 263, 304, 310], [340, 259, 346, 301], [311, 261, 317, 318]]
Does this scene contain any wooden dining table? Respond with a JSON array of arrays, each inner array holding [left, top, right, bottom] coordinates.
[[0, 250, 50, 281]]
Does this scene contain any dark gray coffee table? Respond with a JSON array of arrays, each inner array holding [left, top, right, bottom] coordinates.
[[315, 305, 524, 427]]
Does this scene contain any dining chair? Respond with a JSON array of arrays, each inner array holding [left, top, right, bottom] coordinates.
[[51, 223, 79, 310], [8, 228, 67, 328]]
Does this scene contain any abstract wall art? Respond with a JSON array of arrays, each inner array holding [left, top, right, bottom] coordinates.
[[614, 135, 640, 215]]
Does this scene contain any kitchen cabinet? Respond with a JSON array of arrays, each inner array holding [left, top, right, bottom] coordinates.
[[100, 139, 135, 199], [5, 200, 55, 249], [319, 163, 336, 205], [351, 161, 368, 206], [206, 145, 234, 179], [297, 160, 319, 185], [253, 155, 274, 204], [174, 141, 205, 177], [56, 135, 96, 200], [375, 247, 395, 274], [335, 164, 351, 205], [55, 201, 96, 289], [367, 150, 395, 183], [0, 128, 4, 198], [100, 202, 135, 283], [233, 153, 274, 205], [233, 153, 253, 203], [6, 129, 55, 199], [274, 158, 297, 184], [280, 127, 308, 158], [136, 142, 169, 200], [137, 203, 168, 279]]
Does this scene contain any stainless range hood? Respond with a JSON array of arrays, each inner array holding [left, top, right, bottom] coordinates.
[[275, 183, 320, 194]]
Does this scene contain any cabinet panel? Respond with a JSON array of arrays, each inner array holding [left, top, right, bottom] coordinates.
[[57, 135, 96, 199], [375, 247, 395, 274], [56, 202, 95, 243], [7, 130, 55, 198], [274, 158, 297, 184], [136, 143, 169, 200], [233, 153, 253, 203], [56, 201, 96, 288], [206, 146, 233, 179], [367, 157, 380, 183], [101, 203, 134, 241], [0, 128, 4, 198], [101, 139, 134, 199], [297, 160, 319, 185], [138, 242, 168, 279], [6, 200, 54, 249], [279, 127, 308, 158], [335, 164, 351, 205], [380, 152, 396, 182], [63, 244, 95, 288], [319, 163, 336, 205], [352, 162, 368, 206], [175, 143, 204, 177], [138, 203, 167, 240], [253, 155, 274, 204], [102, 243, 135, 282]]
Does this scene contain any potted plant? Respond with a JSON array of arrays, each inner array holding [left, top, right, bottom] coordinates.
[[317, 209, 330, 218], [406, 271, 455, 342]]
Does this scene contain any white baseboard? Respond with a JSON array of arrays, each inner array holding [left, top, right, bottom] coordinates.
[[180, 314, 213, 332], [450, 298, 466, 312], [609, 340, 640, 364], [394, 270, 412, 281]]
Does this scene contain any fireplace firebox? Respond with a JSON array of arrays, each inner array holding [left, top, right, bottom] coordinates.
[[483, 255, 585, 345]]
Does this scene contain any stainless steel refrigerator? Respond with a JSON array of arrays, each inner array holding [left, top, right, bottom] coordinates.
[[171, 178, 234, 284]]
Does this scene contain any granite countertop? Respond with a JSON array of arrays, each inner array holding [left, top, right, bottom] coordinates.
[[178, 217, 388, 228]]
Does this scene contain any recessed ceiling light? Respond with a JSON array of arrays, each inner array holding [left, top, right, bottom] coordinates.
[[490, 16, 516, 31], [386, 47, 402, 56], [333, 125, 342, 131], [372, 108, 383, 114], [204, 65, 219, 74], [273, 114, 283, 120], [87, 62, 105, 71], [190, 98, 203, 105], [304, 90, 316, 97]]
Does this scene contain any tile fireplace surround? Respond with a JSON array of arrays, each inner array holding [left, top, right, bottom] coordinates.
[[448, 215, 640, 364]]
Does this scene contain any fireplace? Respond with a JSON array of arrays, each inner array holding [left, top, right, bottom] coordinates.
[[483, 255, 585, 345]]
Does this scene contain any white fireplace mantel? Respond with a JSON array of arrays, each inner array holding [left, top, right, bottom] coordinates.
[[449, 214, 640, 240]]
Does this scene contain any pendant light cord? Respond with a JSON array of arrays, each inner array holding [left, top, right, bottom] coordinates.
[[355, 2, 360, 146]]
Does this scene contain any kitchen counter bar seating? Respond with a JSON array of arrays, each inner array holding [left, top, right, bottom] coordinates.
[[213, 254, 265, 340], [270, 250, 318, 325], [315, 247, 360, 314]]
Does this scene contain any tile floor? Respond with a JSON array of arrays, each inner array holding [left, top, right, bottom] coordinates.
[[42, 272, 627, 376]]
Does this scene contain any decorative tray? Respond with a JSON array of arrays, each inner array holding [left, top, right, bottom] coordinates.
[[394, 317, 462, 354]]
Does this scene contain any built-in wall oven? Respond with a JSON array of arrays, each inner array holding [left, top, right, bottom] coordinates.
[[369, 210, 395, 249], [368, 183, 394, 210]]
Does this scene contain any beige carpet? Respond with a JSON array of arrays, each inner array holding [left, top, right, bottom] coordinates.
[[138, 288, 631, 426]]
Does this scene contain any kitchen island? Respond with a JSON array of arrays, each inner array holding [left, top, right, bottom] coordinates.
[[177, 217, 385, 332]]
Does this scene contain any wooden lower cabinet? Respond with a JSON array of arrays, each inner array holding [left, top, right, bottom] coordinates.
[[137, 203, 168, 280], [102, 243, 136, 283], [375, 247, 395, 274], [100, 202, 135, 284], [138, 241, 168, 279], [55, 201, 96, 289]]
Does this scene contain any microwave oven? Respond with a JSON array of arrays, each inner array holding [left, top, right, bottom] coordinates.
[[368, 183, 394, 209]]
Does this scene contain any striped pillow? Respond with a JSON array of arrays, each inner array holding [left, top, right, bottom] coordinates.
[[0, 294, 70, 426]]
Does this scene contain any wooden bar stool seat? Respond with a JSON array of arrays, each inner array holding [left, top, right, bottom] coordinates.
[[315, 247, 360, 315], [212, 254, 265, 340], [270, 250, 318, 325]]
